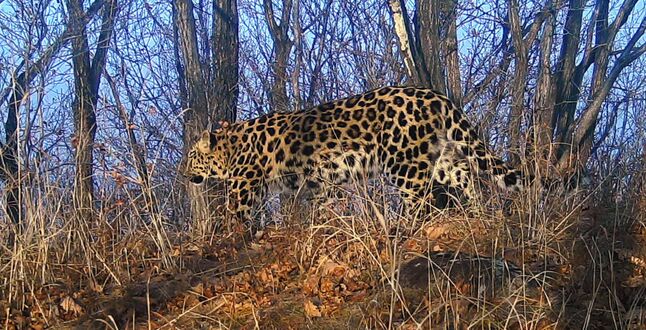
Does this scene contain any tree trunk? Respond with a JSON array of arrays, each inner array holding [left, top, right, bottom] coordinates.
[[387, 0, 421, 85], [532, 4, 557, 162], [175, 0, 210, 141], [211, 0, 239, 123], [263, 0, 295, 216], [211, 0, 239, 230], [414, 0, 446, 91], [68, 0, 116, 220], [552, 0, 585, 150], [574, 0, 610, 167], [175, 0, 212, 225], [507, 0, 529, 164], [263, 0, 293, 112], [3, 85, 22, 235], [443, 0, 462, 106], [175, 0, 239, 229]]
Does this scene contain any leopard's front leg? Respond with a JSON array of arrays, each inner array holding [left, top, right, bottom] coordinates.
[[228, 177, 266, 229]]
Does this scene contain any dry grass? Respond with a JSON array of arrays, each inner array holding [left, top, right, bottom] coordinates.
[[1, 161, 645, 329]]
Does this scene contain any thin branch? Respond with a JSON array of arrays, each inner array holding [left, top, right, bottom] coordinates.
[[90, 0, 117, 87], [569, 15, 645, 154]]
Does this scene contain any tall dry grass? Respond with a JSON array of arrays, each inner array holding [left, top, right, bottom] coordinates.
[[0, 146, 644, 329]]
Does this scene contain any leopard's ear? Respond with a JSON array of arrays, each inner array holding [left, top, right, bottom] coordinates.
[[215, 120, 230, 133], [201, 130, 210, 141], [197, 130, 213, 153]]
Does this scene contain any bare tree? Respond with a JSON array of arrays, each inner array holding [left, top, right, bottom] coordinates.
[[211, 0, 240, 122], [511, 0, 644, 170], [263, 0, 293, 112], [387, 0, 458, 96], [507, 0, 552, 163], [67, 0, 117, 220], [174, 0, 239, 226], [559, 0, 645, 167], [389, 0, 644, 175], [174, 0, 211, 226], [0, 0, 107, 234]]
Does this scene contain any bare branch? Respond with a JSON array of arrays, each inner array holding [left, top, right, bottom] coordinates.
[[0, 0, 106, 110], [387, 0, 418, 82], [608, 0, 640, 43], [565, 14, 645, 165], [90, 0, 117, 88]]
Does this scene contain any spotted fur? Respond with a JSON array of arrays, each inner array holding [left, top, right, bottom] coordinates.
[[185, 86, 526, 219]]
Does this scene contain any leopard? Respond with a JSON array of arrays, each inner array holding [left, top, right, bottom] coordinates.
[[184, 86, 527, 220]]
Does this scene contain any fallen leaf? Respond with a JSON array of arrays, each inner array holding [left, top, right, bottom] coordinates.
[[303, 275, 320, 295], [304, 299, 322, 318], [321, 260, 346, 277], [425, 223, 451, 240], [60, 296, 84, 315]]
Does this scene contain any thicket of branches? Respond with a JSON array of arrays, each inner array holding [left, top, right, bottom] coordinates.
[[0, 0, 644, 327], [1, 0, 643, 229], [0, 0, 643, 270]]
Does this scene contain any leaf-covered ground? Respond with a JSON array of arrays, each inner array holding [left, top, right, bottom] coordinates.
[[2, 199, 646, 329]]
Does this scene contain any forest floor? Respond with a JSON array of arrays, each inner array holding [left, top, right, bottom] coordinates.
[[2, 194, 646, 329]]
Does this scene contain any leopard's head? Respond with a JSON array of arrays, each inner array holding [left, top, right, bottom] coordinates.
[[184, 127, 229, 185]]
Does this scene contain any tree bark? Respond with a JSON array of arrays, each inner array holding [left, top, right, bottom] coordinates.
[[532, 2, 558, 161], [175, 0, 209, 144], [263, 0, 293, 113], [211, 0, 239, 123], [443, 0, 462, 106], [387, 0, 444, 89], [68, 0, 116, 220], [552, 0, 585, 148], [175, 0, 239, 228], [387, 0, 421, 85], [415, 0, 446, 91], [508, 0, 529, 164]]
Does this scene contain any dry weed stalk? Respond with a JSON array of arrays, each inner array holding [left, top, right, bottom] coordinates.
[[1, 144, 644, 329]]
